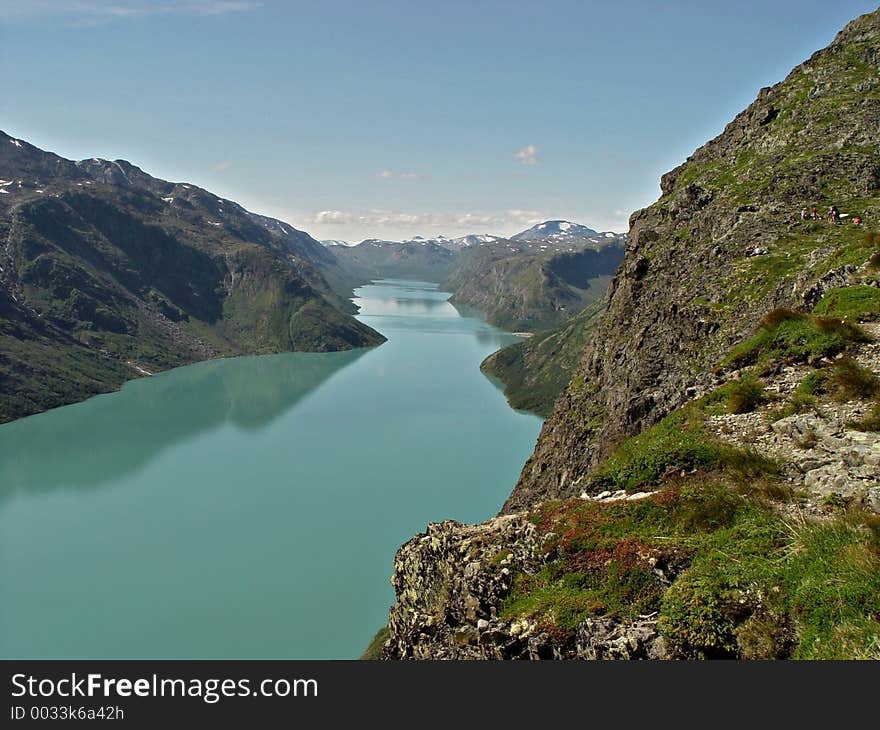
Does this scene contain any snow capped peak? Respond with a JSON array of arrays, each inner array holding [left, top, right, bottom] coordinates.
[[9, 139, 22, 148], [324, 226, 623, 252], [511, 220, 601, 241], [440, 233, 502, 248]]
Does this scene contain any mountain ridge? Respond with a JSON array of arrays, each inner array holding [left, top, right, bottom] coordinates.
[[507, 7, 880, 510], [320, 220, 621, 250], [0, 132, 384, 423]]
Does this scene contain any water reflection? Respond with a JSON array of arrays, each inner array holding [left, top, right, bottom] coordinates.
[[352, 282, 508, 345], [0, 349, 366, 498], [353, 280, 452, 317]]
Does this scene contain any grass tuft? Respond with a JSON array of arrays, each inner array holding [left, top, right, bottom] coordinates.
[[590, 409, 777, 493], [360, 627, 390, 660], [850, 402, 880, 432], [724, 308, 868, 371], [830, 358, 880, 401], [726, 376, 768, 414], [813, 285, 880, 321]]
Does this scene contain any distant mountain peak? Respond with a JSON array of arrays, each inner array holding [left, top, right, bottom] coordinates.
[[512, 220, 600, 241]]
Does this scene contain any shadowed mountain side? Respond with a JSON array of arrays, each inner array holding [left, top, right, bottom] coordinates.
[[330, 240, 459, 284], [446, 242, 624, 331], [0, 132, 384, 423]]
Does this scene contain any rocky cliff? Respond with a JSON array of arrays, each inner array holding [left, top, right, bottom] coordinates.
[[382, 8, 880, 661], [385, 275, 880, 660], [506, 9, 880, 511]]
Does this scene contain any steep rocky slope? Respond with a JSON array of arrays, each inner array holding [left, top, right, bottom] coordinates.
[[0, 133, 384, 423], [381, 8, 880, 661], [507, 9, 880, 511]]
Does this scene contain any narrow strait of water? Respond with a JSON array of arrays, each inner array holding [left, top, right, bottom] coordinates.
[[0, 280, 543, 658]]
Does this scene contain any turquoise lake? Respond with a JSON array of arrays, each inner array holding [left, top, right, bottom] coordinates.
[[0, 280, 543, 658]]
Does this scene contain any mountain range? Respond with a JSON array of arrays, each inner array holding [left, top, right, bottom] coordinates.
[[321, 220, 623, 251], [0, 127, 625, 424]]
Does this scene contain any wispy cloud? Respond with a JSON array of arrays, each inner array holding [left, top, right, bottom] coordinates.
[[314, 210, 355, 224], [375, 169, 425, 181], [211, 160, 232, 173], [0, 1, 262, 20], [315, 210, 435, 226], [311, 208, 547, 231], [514, 144, 538, 165], [507, 209, 544, 225]]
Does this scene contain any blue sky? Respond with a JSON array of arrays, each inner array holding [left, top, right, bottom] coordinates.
[[1, 0, 877, 241]]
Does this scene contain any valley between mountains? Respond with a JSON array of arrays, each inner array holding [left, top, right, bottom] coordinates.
[[4, 6, 880, 663], [0, 135, 623, 424]]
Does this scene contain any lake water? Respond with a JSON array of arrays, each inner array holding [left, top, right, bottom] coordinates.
[[0, 280, 542, 658]]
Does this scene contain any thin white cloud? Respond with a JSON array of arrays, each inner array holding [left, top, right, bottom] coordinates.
[[314, 210, 355, 225], [514, 144, 538, 165], [507, 209, 544, 225], [0, 1, 262, 19], [211, 160, 232, 172], [310, 208, 548, 232], [452, 213, 498, 226], [375, 170, 424, 181]]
